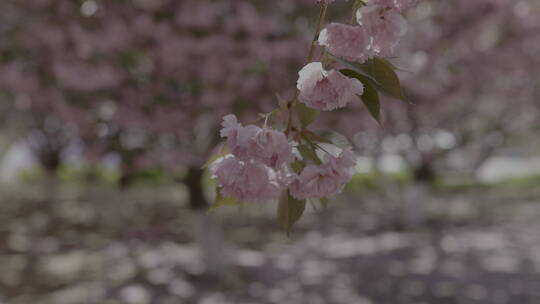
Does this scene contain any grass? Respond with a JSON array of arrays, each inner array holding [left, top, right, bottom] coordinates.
[[345, 171, 412, 192], [15, 164, 540, 195], [500, 173, 540, 187]]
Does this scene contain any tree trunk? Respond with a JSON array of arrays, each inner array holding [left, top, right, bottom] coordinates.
[[403, 158, 435, 227], [402, 181, 430, 227], [413, 159, 436, 184], [39, 148, 61, 177], [119, 155, 137, 189], [186, 167, 230, 277], [119, 170, 134, 189], [41, 166, 60, 203], [193, 212, 230, 277], [186, 167, 208, 210], [37, 149, 61, 200]]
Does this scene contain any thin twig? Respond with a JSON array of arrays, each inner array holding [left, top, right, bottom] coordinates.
[[286, 2, 329, 137]]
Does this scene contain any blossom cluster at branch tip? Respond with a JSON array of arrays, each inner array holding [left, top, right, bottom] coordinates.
[[290, 149, 356, 200], [212, 156, 282, 201], [220, 114, 293, 169], [213, 114, 293, 202], [297, 62, 364, 111], [212, 114, 357, 202]]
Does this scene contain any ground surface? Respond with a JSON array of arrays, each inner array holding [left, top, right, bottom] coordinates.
[[1, 183, 540, 304]]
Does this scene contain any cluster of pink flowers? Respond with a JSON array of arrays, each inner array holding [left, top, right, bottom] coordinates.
[[212, 156, 282, 201], [211, 0, 417, 204], [212, 115, 356, 202], [356, 2, 408, 57], [289, 149, 356, 200], [297, 0, 411, 111], [320, 0, 410, 61], [219, 114, 294, 169]]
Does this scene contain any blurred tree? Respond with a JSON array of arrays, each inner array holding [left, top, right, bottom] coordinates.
[[336, 0, 540, 184], [0, 0, 327, 208], [4, 0, 537, 195]]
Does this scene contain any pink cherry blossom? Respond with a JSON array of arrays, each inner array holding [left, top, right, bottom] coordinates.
[[357, 4, 408, 57], [297, 62, 364, 111], [318, 23, 373, 63], [250, 128, 295, 168], [220, 114, 259, 160], [290, 149, 357, 199], [220, 114, 293, 168], [212, 156, 282, 201]]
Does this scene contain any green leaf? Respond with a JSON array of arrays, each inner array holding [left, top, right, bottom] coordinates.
[[319, 131, 352, 149], [290, 160, 305, 174], [363, 58, 409, 102], [335, 56, 410, 103], [302, 130, 333, 145], [340, 69, 381, 123], [201, 144, 229, 169], [298, 144, 322, 164], [334, 57, 376, 81], [361, 93, 381, 123], [209, 190, 241, 212], [378, 57, 407, 72], [295, 102, 319, 129], [277, 191, 306, 234]]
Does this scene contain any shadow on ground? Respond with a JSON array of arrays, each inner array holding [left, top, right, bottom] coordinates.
[[1, 184, 540, 304]]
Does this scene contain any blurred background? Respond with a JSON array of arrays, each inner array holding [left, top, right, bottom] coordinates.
[[1, 0, 540, 303]]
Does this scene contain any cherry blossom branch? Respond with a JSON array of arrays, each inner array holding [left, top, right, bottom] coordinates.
[[285, 1, 329, 138], [307, 2, 329, 63], [209, 0, 418, 232]]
